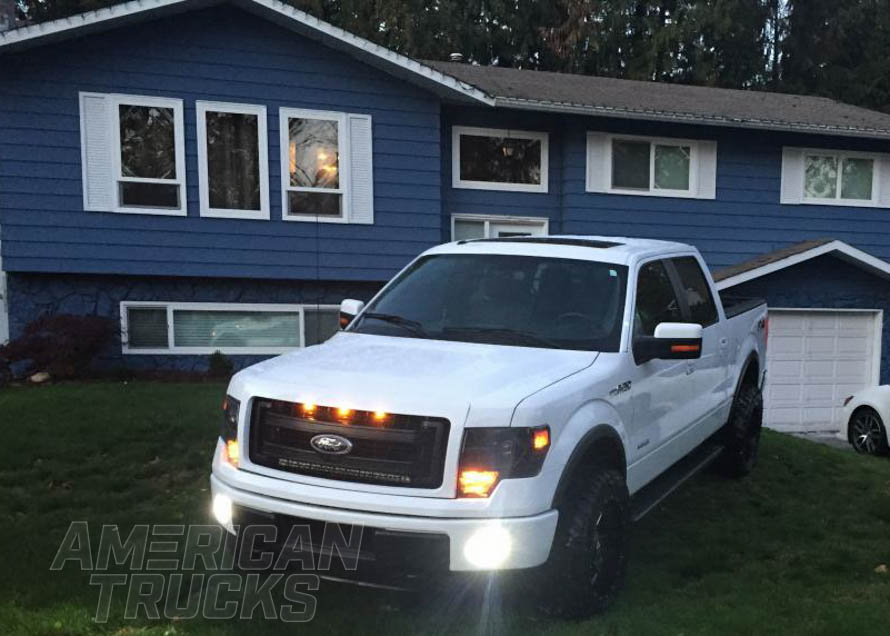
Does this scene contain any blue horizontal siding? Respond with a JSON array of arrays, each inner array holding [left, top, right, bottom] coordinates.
[[0, 5, 442, 281], [440, 106, 562, 242], [557, 115, 890, 270], [729, 255, 890, 383]]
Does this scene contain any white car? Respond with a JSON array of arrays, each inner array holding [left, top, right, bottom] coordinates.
[[210, 236, 768, 616], [841, 386, 890, 456]]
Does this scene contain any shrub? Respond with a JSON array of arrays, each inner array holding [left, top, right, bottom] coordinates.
[[207, 351, 234, 379], [0, 314, 115, 379]]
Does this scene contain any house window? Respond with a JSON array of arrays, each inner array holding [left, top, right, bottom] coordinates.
[[781, 147, 886, 207], [197, 102, 269, 219], [121, 302, 340, 354], [611, 138, 691, 193], [79, 93, 186, 215], [587, 133, 717, 199], [279, 108, 374, 224], [804, 154, 874, 202], [452, 214, 549, 241], [452, 126, 549, 192]]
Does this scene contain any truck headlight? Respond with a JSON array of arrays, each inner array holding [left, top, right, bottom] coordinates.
[[221, 396, 240, 467], [457, 426, 550, 498]]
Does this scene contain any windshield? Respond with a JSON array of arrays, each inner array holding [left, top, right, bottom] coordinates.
[[350, 254, 628, 351]]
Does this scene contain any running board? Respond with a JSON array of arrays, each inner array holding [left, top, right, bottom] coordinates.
[[630, 442, 724, 522]]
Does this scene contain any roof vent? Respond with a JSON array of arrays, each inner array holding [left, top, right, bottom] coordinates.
[[449, 52, 464, 63]]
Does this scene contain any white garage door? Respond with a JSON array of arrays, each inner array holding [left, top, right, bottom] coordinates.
[[764, 310, 882, 433]]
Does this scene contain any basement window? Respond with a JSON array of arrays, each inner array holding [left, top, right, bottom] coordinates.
[[121, 303, 340, 354]]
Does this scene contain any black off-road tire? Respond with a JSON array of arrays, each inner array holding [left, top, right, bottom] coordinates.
[[848, 407, 890, 456], [716, 382, 763, 478], [539, 468, 630, 618]]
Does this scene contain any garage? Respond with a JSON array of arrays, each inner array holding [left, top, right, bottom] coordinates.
[[762, 309, 882, 432]]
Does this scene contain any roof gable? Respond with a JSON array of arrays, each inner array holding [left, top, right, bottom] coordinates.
[[714, 239, 890, 290], [0, 0, 493, 106]]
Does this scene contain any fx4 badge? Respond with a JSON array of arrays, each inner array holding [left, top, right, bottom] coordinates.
[[609, 381, 632, 397]]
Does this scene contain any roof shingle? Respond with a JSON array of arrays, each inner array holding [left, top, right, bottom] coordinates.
[[425, 61, 890, 138]]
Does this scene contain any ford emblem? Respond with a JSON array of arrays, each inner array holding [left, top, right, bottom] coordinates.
[[310, 433, 353, 455]]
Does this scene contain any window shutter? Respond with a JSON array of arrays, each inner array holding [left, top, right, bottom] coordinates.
[[79, 93, 114, 211], [347, 113, 374, 224], [780, 147, 804, 204], [878, 155, 890, 208], [586, 132, 610, 192], [696, 141, 718, 199]]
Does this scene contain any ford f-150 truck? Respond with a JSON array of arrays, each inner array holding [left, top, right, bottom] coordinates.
[[210, 236, 767, 616]]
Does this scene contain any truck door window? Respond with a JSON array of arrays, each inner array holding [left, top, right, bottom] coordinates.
[[671, 256, 719, 327], [634, 260, 682, 336]]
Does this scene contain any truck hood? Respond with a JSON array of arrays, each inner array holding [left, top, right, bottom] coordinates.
[[230, 332, 597, 426]]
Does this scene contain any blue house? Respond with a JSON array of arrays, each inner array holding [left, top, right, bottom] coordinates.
[[3, 0, 890, 434]]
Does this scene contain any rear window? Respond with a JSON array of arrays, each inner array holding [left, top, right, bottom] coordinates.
[[671, 256, 719, 327]]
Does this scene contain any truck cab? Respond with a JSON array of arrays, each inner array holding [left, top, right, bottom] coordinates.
[[210, 236, 767, 616]]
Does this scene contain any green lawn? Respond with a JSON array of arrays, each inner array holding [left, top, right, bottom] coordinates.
[[1, 382, 889, 635]]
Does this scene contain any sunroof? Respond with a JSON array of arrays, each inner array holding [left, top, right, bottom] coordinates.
[[458, 237, 622, 249]]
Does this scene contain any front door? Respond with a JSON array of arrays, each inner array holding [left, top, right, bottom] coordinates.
[[626, 259, 696, 471], [668, 256, 730, 436]]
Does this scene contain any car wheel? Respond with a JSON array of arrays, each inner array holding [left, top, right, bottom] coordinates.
[[539, 468, 630, 618], [716, 382, 763, 478], [848, 407, 889, 456]]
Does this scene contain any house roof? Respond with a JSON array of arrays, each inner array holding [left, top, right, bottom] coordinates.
[[714, 239, 890, 290], [0, 0, 494, 106], [425, 61, 890, 139], [6, 0, 890, 140]]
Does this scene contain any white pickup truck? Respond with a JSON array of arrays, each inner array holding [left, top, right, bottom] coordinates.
[[210, 236, 768, 616]]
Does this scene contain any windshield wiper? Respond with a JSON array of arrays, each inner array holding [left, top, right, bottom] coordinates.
[[443, 326, 564, 349], [360, 312, 431, 338]]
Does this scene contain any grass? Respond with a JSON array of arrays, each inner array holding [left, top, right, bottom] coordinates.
[[1, 382, 889, 635]]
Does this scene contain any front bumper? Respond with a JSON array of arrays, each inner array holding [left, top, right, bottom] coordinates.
[[210, 473, 558, 572]]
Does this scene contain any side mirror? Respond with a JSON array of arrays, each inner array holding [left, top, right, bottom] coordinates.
[[339, 299, 365, 329], [633, 322, 703, 365]]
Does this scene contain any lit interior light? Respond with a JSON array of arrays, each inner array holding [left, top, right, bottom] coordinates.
[[212, 494, 233, 526], [458, 470, 499, 498], [225, 440, 239, 466], [532, 427, 550, 451], [289, 141, 297, 179], [463, 525, 512, 569]]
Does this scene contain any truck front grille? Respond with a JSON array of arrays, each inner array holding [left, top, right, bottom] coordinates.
[[248, 399, 450, 489]]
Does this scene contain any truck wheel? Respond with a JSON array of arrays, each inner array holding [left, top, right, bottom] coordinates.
[[716, 382, 763, 478], [539, 468, 630, 618]]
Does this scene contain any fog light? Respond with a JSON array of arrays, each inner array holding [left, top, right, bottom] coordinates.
[[212, 494, 233, 526], [463, 525, 512, 569]]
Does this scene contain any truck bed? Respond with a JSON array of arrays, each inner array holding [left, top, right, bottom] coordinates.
[[720, 294, 767, 319]]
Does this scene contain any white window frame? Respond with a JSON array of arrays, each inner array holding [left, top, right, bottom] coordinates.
[[196, 101, 270, 220], [279, 107, 351, 224], [450, 213, 549, 240], [108, 94, 187, 216], [600, 134, 701, 198], [452, 126, 549, 193], [798, 148, 880, 207], [120, 301, 340, 355]]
